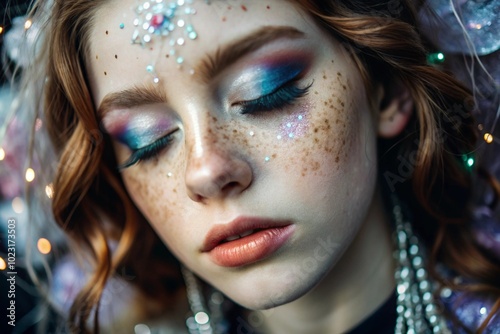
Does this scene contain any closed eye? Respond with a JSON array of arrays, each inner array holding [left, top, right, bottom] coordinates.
[[118, 130, 178, 170], [235, 80, 313, 115]]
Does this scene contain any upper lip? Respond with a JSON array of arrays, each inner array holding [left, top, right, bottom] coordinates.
[[201, 217, 291, 252]]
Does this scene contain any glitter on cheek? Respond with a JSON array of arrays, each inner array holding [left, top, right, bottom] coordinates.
[[276, 106, 310, 141]]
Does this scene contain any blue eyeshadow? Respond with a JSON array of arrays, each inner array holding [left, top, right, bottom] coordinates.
[[260, 61, 305, 95], [117, 129, 153, 150], [115, 117, 169, 150]]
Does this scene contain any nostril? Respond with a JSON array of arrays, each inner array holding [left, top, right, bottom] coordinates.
[[221, 181, 240, 194], [193, 194, 204, 203]]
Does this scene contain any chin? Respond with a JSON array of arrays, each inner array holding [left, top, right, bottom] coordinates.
[[228, 285, 309, 311], [214, 262, 329, 310]]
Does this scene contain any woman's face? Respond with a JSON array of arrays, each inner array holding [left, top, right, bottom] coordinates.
[[89, 0, 379, 309]]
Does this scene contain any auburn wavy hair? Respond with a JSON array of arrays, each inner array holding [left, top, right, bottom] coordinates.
[[23, 0, 500, 332]]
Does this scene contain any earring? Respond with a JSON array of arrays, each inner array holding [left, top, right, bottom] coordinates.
[[391, 194, 451, 334], [182, 266, 227, 333]]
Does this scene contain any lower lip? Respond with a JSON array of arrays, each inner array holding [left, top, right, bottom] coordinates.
[[209, 225, 295, 267]]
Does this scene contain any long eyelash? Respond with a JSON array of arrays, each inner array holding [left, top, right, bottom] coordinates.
[[118, 133, 175, 170], [238, 80, 313, 115]]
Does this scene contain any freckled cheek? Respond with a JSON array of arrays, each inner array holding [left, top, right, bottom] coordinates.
[[122, 171, 197, 260], [121, 168, 183, 231], [277, 86, 369, 186], [110, 148, 177, 210], [321, 109, 359, 169]]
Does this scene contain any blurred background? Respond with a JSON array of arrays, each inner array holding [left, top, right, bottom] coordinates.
[[1, 2, 54, 334]]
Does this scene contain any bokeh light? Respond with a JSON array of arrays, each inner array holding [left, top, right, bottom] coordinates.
[[12, 197, 24, 213], [35, 118, 43, 131], [484, 133, 494, 144], [134, 324, 151, 334], [24, 19, 32, 30], [45, 184, 54, 199], [37, 238, 52, 255], [25, 168, 35, 182]]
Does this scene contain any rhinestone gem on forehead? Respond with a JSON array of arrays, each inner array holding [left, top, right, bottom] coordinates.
[[131, 0, 203, 67]]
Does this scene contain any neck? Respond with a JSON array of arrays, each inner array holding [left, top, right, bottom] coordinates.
[[258, 190, 395, 334]]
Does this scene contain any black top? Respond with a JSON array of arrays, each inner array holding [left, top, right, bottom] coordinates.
[[231, 292, 397, 334], [346, 292, 397, 334]]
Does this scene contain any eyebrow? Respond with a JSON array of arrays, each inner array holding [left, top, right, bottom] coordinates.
[[98, 84, 167, 117], [196, 26, 306, 81]]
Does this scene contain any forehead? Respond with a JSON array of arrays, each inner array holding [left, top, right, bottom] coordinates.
[[87, 0, 321, 103]]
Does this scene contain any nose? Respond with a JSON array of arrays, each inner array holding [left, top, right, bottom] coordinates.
[[185, 142, 253, 203]]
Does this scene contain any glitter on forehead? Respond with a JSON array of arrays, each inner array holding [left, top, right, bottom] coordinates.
[[131, 0, 203, 72], [131, 0, 198, 48]]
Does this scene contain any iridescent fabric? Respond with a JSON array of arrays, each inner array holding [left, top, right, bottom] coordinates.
[[419, 0, 500, 55]]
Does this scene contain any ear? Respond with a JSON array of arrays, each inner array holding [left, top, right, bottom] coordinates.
[[377, 81, 414, 138]]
